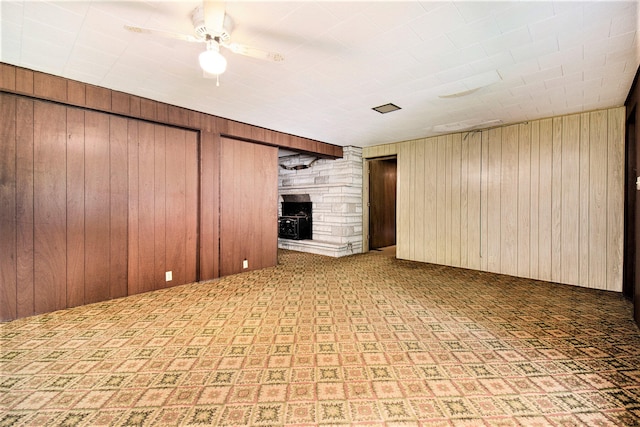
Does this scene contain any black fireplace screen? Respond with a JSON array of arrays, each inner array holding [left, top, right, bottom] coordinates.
[[279, 195, 312, 240]]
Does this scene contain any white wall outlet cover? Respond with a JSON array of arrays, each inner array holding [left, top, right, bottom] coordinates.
[[243, 260, 248, 269], [165, 271, 172, 281]]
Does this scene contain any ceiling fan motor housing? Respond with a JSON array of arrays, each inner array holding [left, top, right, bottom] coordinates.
[[191, 6, 230, 41]]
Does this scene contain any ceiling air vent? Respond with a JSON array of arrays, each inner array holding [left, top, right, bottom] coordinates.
[[372, 103, 401, 114]]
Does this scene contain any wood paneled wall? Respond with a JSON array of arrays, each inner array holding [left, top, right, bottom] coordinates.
[[1, 94, 127, 319], [0, 63, 342, 159], [220, 138, 278, 275], [127, 122, 199, 295], [368, 108, 624, 292], [0, 93, 203, 320], [0, 63, 342, 321]]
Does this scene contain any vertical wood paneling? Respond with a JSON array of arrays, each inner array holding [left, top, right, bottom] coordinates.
[[0, 63, 16, 90], [128, 122, 199, 294], [15, 98, 35, 318], [408, 141, 417, 259], [112, 92, 130, 115], [154, 125, 167, 287], [579, 113, 591, 286], [392, 107, 624, 292], [466, 131, 482, 270], [33, 73, 66, 102], [451, 134, 462, 267], [529, 121, 540, 278], [16, 68, 34, 94], [424, 138, 437, 262], [84, 111, 111, 304], [480, 130, 489, 272], [1, 63, 344, 321], [414, 141, 426, 261], [185, 131, 199, 283], [561, 115, 580, 285], [257, 142, 278, 269], [589, 110, 608, 288], [220, 138, 237, 273], [220, 138, 278, 275], [501, 125, 518, 276], [487, 128, 502, 272], [444, 135, 453, 265], [127, 121, 141, 294], [551, 117, 563, 282], [86, 85, 111, 112], [538, 119, 553, 281], [436, 136, 447, 264], [460, 134, 469, 268], [607, 108, 624, 291], [109, 116, 128, 299], [0, 94, 17, 321], [166, 127, 187, 286], [199, 131, 219, 280], [137, 122, 156, 293], [66, 108, 85, 308], [517, 123, 531, 278], [396, 142, 410, 260], [67, 81, 86, 106], [33, 101, 67, 315], [165, 128, 187, 283]]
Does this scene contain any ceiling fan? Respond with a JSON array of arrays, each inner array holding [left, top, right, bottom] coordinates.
[[124, 0, 284, 84]]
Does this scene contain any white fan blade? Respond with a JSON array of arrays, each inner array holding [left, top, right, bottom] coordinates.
[[203, 0, 226, 33], [124, 25, 201, 43], [223, 42, 284, 62]]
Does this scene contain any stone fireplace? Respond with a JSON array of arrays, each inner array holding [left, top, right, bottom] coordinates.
[[278, 146, 363, 257]]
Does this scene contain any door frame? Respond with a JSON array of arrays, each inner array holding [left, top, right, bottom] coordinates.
[[362, 155, 397, 252]]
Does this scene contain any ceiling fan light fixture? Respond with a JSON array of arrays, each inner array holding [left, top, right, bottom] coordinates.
[[199, 48, 227, 75]]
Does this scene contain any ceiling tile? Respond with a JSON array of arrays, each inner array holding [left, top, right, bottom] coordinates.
[[408, 3, 466, 42], [481, 27, 531, 56], [493, 2, 555, 34], [452, 1, 512, 23], [510, 36, 559, 63], [445, 16, 501, 49]]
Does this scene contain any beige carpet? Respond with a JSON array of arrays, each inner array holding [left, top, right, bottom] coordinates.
[[1, 250, 639, 426], [370, 246, 397, 258]]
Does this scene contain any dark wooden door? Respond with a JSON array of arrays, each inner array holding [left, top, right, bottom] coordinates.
[[0, 94, 130, 320], [127, 121, 199, 295], [219, 137, 278, 275], [369, 158, 397, 250]]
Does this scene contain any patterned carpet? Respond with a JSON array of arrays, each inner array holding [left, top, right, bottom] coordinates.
[[1, 250, 639, 426]]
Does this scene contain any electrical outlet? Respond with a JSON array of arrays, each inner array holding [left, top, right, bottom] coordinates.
[[165, 271, 172, 281], [242, 259, 248, 269]]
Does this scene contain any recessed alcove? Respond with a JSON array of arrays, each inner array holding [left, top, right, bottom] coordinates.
[[278, 146, 363, 257]]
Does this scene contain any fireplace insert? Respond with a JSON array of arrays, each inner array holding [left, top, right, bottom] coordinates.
[[279, 196, 312, 240]]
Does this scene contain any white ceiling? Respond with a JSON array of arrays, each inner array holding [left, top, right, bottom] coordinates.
[[1, 1, 638, 148]]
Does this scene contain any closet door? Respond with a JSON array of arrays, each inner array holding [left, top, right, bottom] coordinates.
[[219, 137, 278, 276], [128, 121, 199, 295]]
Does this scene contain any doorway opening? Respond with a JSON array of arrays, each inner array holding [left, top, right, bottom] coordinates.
[[367, 157, 397, 252]]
